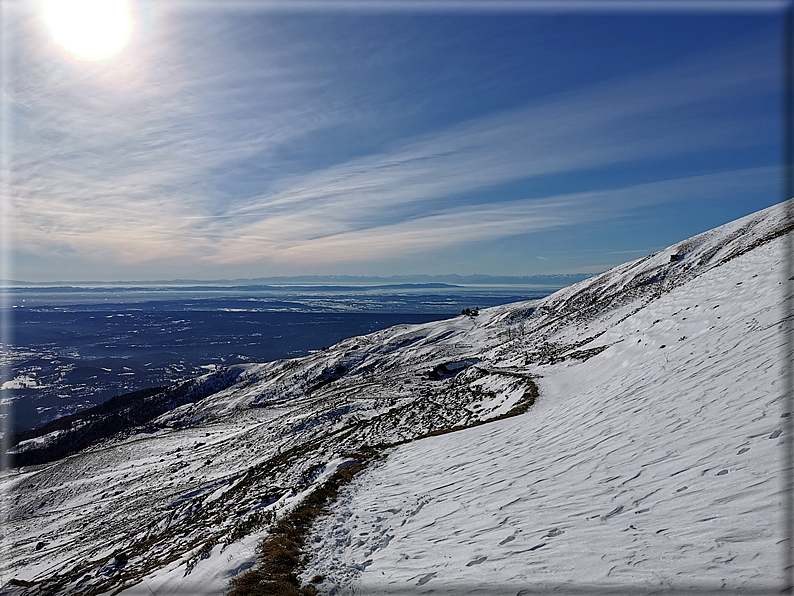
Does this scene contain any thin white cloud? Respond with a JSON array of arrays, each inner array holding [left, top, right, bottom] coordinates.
[[202, 38, 778, 265], [7, 11, 348, 261], [221, 35, 776, 221], [6, 17, 780, 269], [221, 166, 777, 264]]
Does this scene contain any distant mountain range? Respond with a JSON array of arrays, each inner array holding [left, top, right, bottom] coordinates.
[[3, 273, 595, 287]]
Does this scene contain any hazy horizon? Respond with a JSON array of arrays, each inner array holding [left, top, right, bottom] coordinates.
[[2, 272, 595, 286]]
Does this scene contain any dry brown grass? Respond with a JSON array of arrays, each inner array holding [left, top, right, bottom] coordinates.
[[228, 379, 539, 595], [228, 454, 376, 596]]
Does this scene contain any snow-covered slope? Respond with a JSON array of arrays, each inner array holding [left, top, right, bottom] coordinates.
[[301, 222, 790, 594], [1, 200, 791, 595]]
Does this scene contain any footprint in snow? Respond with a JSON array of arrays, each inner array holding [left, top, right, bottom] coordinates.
[[352, 559, 373, 571], [601, 506, 624, 521], [416, 572, 436, 586], [466, 556, 487, 566]]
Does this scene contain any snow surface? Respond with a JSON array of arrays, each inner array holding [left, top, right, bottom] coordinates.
[[1, 376, 39, 391], [1, 199, 791, 595], [301, 235, 789, 594]]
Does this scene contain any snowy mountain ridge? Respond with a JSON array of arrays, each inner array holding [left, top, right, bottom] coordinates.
[[1, 199, 791, 595]]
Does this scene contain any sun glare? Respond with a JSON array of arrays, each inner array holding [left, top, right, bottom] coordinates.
[[42, 0, 133, 61]]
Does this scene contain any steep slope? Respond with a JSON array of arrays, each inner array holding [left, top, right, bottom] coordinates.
[[301, 222, 790, 594], [0, 200, 790, 595]]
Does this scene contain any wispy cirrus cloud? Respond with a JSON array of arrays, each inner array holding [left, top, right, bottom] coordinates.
[[8, 12, 348, 261], [207, 37, 779, 264], [217, 166, 780, 263], [7, 16, 780, 270]]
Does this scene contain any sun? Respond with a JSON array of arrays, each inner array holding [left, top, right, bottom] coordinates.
[[42, 0, 134, 61]]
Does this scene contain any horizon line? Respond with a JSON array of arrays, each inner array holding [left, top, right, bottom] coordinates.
[[0, 272, 599, 286]]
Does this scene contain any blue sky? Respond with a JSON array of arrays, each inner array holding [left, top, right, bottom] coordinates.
[[2, 1, 786, 281]]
